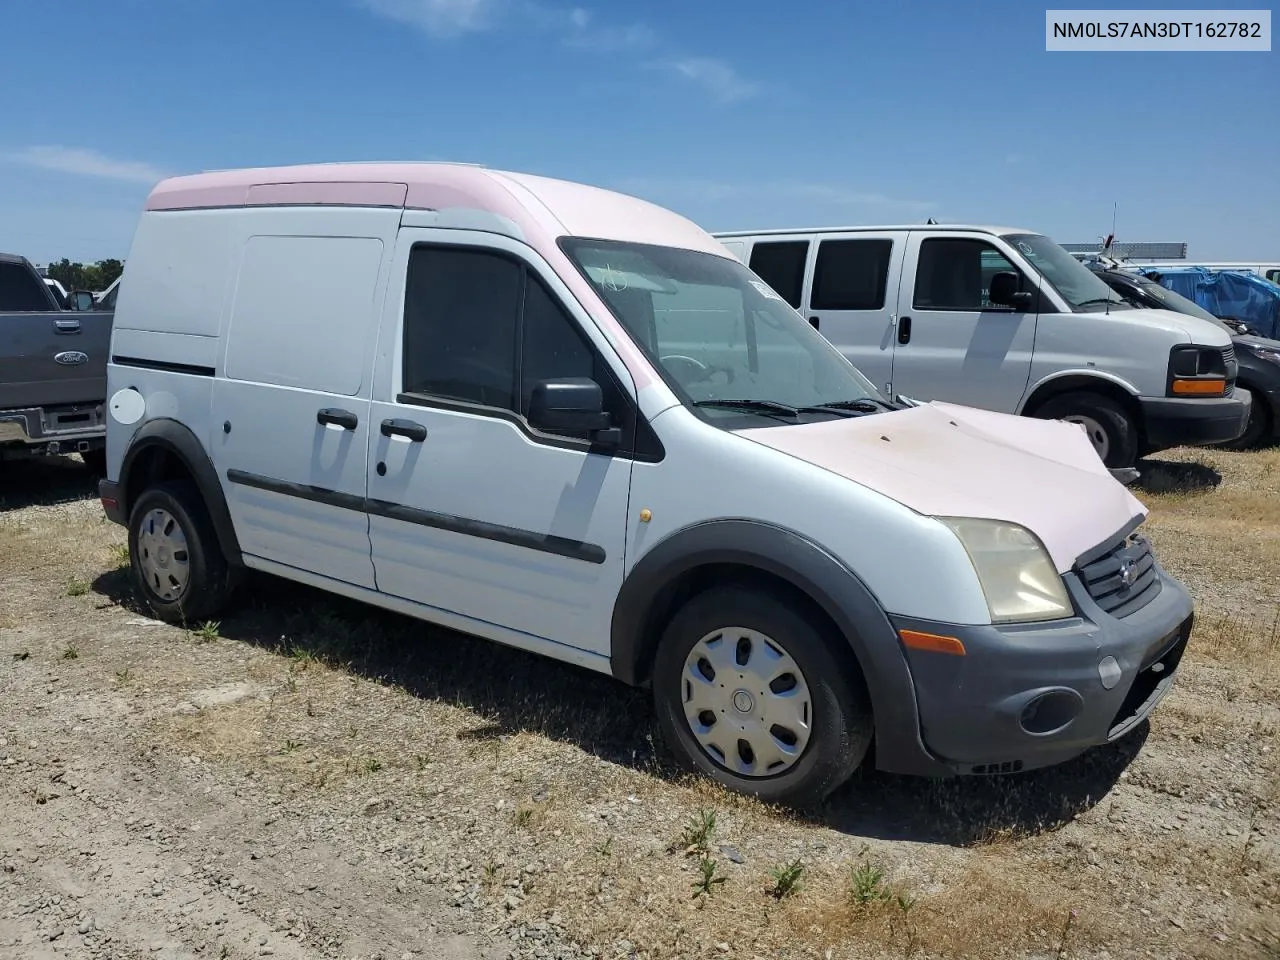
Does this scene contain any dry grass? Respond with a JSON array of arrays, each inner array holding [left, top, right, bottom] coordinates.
[[2, 449, 1278, 959]]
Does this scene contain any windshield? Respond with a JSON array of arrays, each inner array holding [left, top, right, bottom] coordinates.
[[560, 238, 887, 426], [1004, 234, 1128, 311]]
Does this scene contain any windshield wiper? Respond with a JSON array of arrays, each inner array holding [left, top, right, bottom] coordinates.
[[795, 399, 891, 417], [1074, 297, 1125, 310], [693, 398, 799, 419]]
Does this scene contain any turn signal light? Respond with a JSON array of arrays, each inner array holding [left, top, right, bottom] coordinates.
[[898, 629, 966, 656], [1170, 378, 1226, 396]]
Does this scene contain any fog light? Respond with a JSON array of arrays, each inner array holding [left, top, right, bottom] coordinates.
[[1018, 690, 1082, 735], [1098, 656, 1122, 690]]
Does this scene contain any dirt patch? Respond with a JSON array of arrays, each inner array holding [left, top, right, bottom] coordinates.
[[0, 451, 1276, 959]]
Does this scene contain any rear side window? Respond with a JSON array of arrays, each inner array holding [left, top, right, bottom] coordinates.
[[1267, 268, 1280, 284], [748, 241, 808, 309], [0, 262, 55, 312], [225, 236, 385, 396], [811, 239, 893, 311]]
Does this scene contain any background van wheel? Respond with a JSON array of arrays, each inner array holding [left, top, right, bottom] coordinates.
[[652, 585, 872, 809], [1215, 387, 1269, 451], [127, 479, 234, 624], [1032, 391, 1139, 468]]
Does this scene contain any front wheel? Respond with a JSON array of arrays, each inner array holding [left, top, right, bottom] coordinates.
[[1031, 391, 1139, 468], [652, 585, 872, 808], [127, 479, 235, 624]]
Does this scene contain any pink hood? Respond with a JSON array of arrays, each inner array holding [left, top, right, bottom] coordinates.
[[737, 401, 1145, 573]]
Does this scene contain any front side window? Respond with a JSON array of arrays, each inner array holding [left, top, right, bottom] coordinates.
[[561, 238, 886, 428], [0, 262, 56, 312], [403, 247, 521, 410], [914, 238, 1028, 311], [812, 238, 892, 311], [401, 245, 617, 439], [1003, 233, 1128, 312]]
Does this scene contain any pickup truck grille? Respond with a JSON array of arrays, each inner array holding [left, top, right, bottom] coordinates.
[[1076, 533, 1161, 619]]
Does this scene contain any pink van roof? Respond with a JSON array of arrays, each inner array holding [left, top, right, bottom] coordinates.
[[143, 162, 729, 258]]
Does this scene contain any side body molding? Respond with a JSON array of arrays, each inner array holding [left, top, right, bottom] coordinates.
[[609, 519, 950, 777], [116, 418, 244, 567]]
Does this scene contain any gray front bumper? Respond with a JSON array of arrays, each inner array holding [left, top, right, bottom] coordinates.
[[891, 562, 1195, 775]]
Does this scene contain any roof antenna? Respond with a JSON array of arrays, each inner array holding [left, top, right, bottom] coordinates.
[[925, 217, 937, 225]]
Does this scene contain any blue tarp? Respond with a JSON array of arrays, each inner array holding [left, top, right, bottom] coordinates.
[[1142, 267, 1280, 340]]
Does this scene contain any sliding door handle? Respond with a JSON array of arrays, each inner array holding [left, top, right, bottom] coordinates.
[[897, 316, 912, 344], [317, 408, 359, 430], [381, 418, 427, 442]]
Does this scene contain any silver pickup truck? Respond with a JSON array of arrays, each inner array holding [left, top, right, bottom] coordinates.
[[0, 252, 113, 471]]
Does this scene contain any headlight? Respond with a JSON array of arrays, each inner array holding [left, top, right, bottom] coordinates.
[[1253, 347, 1280, 367], [937, 518, 1073, 624]]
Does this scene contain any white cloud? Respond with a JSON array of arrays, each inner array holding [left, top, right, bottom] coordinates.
[[360, 1, 760, 104], [561, 9, 655, 51], [657, 57, 762, 103], [6, 146, 170, 185], [359, 0, 494, 38]]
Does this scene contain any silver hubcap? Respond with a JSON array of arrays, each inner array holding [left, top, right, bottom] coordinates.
[[136, 508, 190, 602], [681, 627, 813, 778], [1063, 414, 1110, 460]]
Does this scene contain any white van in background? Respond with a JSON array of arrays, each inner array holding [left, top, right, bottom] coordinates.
[[715, 226, 1250, 467]]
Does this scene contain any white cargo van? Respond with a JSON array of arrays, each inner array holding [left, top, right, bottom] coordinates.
[[99, 165, 1195, 806], [714, 226, 1250, 467]]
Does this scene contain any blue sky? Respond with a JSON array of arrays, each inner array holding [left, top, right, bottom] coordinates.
[[2, 0, 1276, 263]]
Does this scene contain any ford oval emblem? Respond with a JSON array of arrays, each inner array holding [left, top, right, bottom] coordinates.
[[54, 351, 88, 366]]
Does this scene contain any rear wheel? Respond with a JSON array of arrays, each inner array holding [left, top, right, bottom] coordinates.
[[127, 479, 235, 624], [1031, 391, 1139, 468], [1216, 387, 1270, 451], [652, 585, 872, 808]]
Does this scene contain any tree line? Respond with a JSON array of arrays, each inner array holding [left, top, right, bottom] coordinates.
[[44, 258, 124, 293]]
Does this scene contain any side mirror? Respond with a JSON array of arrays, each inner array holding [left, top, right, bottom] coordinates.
[[69, 290, 95, 311], [528, 377, 615, 438], [989, 271, 1034, 311]]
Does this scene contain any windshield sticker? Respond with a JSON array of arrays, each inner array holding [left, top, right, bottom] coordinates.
[[1017, 241, 1035, 255], [599, 264, 629, 292], [749, 280, 784, 302]]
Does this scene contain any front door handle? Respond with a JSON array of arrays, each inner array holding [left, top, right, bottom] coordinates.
[[54, 318, 80, 334], [897, 316, 912, 345], [317, 408, 358, 430], [381, 418, 427, 442]]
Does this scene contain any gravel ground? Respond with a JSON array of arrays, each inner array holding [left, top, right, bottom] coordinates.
[[0, 452, 1276, 960]]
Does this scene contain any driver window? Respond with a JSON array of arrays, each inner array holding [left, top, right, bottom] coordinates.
[[914, 238, 1026, 312], [402, 245, 620, 439], [403, 246, 520, 409]]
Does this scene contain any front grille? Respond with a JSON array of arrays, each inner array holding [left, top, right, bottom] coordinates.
[[1223, 345, 1238, 383], [1076, 533, 1162, 618]]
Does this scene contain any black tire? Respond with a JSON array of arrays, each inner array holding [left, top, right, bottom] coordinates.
[[652, 585, 873, 809], [127, 479, 235, 624], [1031, 391, 1139, 468], [80, 448, 107, 475], [1216, 387, 1270, 451]]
